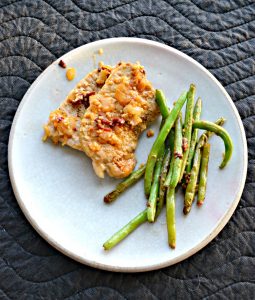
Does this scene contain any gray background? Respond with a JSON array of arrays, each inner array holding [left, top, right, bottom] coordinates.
[[0, 0, 254, 299]]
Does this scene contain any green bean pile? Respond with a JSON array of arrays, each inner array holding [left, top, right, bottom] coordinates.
[[103, 85, 233, 250]]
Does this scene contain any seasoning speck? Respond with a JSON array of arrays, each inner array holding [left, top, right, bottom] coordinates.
[[58, 59, 66, 68], [98, 48, 104, 55], [174, 152, 183, 159], [182, 137, 188, 151], [66, 68, 76, 81], [147, 129, 154, 138]]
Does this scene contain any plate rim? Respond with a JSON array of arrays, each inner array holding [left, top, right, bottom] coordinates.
[[8, 37, 248, 272]]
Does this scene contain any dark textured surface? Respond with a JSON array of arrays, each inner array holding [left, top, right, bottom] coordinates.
[[0, 0, 254, 299]]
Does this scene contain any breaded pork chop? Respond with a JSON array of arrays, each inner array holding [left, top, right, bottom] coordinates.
[[79, 62, 159, 178], [43, 64, 113, 150]]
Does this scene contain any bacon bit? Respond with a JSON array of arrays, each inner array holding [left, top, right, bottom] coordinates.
[[58, 59, 66, 68], [100, 117, 112, 126], [56, 116, 64, 122], [182, 137, 188, 151], [112, 118, 125, 126], [94, 117, 101, 124], [73, 127, 77, 131], [184, 173, 191, 184], [174, 152, 183, 159], [95, 116, 125, 131], [95, 117, 112, 131], [82, 97, 90, 109], [102, 127, 112, 132], [147, 129, 154, 138], [70, 91, 95, 108], [87, 91, 96, 97]]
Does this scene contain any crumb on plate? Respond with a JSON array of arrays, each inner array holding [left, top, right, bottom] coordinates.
[[147, 129, 154, 138], [58, 59, 66, 68], [66, 67, 76, 81]]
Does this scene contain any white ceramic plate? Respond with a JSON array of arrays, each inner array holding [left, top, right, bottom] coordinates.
[[8, 38, 247, 272]]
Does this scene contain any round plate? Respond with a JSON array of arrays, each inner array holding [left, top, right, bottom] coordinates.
[[8, 38, 247, 272]]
